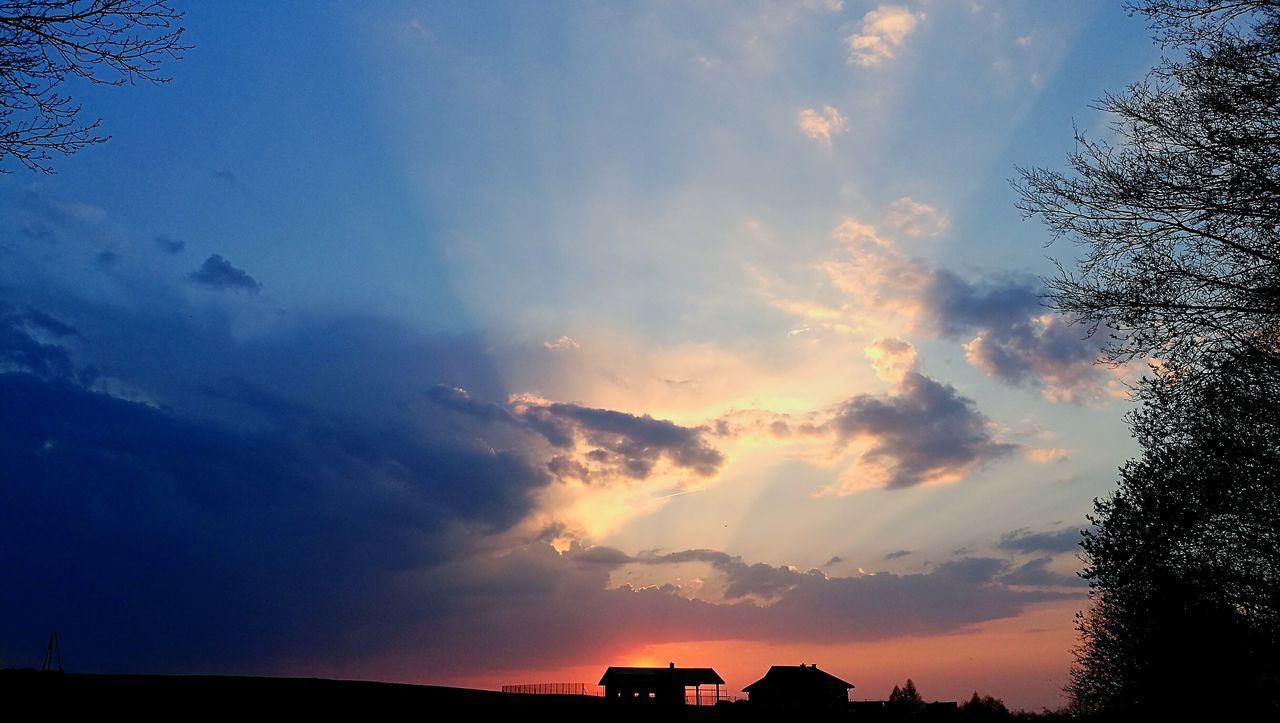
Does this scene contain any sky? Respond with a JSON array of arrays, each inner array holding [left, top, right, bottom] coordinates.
[[0, 0, 1165, 711]]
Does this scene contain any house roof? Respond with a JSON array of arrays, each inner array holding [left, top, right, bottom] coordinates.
[[598, 666, 725, 687], [742, 664, 855, 692]]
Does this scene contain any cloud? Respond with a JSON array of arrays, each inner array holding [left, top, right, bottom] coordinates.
[[0, 303, 81, 381], [188, 254, 263, 293], [884, 549, 913, 560], [919, 270, 1110, 402], [998, 527, 1083, 555], [999, 557, 1084, 587], [796, 105, 848, 145], [887, 197, 949, 238], [960, 314, 1108, 402], [425, 386, 726, 481], [0, 298, 561, 673], [846, 5, 922, 67], [830, 352, 1017, 490], [543, 335, 580, 351], [154, 235, 186, 254], [865, 336, 917, 384], [822, 218, 931, 329], [1024, 447, 1068, 464], [0, 292, 1076, 678], [800, 214, 1111, 400]]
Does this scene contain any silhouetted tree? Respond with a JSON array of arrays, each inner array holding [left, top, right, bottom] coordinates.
[[887, 679, 925, 716], [1019, 1, 1280, 717], [0, 0, 186, 173], [1015, 0, 1280, 379], [1070, 360, 1280, 716], [960, 692, 1010, 720]]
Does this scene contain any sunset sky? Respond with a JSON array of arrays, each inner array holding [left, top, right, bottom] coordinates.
[[1, 1, 1164, 710]]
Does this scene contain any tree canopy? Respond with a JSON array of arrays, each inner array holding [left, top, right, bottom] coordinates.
[[1069, 360, 1280, 714]]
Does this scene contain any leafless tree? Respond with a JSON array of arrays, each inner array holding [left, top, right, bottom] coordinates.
[[0, 0, 186, 173], [1016, 0, 1280, 378]]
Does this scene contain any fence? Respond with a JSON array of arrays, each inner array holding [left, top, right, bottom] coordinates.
[[501, 683, 591, 696], [685, 687, 731, 706]]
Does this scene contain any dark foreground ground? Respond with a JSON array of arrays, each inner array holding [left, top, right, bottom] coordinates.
[[0, 671, 880, 721]]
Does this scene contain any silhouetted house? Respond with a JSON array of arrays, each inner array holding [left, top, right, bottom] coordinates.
[[599, 663, 724, 705], [742, 664, 854, 709]]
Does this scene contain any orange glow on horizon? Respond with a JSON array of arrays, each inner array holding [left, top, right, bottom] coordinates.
[[438, 599, 1082, 712]]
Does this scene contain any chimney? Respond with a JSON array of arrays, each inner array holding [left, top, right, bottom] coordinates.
[[669, 662, 675, 669]]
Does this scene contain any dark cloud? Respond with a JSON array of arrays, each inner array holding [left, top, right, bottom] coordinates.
[[154, 235, 186, 254], [884, 549, 912, 560], [824, 555, 844, 567], [923, 270, 1042, 336], [998, 527, 1083, 554], [94, 249, 121, 267], [0, 300, 551, 673], [999, 557, 1085, 587], [531, 402, 725, 478], [921, 270, 1107, 400], [0, 303, 81, 381], [15, 305, 79, 338], [831, 372, 1017, 489], [213, 169, 239, 185], [438, 543, 1076, 674], [188, 254, 262, 293], [962, 315, 1104, 397], [424, 384, 520, 426], [424, 387, 726, 481]]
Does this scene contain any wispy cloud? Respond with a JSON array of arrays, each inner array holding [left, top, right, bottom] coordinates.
[[887, 196, 949, 238]]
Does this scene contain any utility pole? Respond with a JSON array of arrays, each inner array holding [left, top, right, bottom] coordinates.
[[41, 629, 62, 672]]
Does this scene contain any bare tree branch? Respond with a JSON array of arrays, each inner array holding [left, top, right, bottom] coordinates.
[[0, 0, 187, 173]]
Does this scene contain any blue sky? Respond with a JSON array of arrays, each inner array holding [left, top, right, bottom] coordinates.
[[1, 1, 1165, 709]]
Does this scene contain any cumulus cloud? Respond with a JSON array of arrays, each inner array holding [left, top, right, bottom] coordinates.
[[846, 5, 922, 67], [831, 370, 1017, 490], [820, 340, 1017, 491], [887, 196, 949, 238], [188, 254, 263, 293], [796, 105, 848, 144]]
